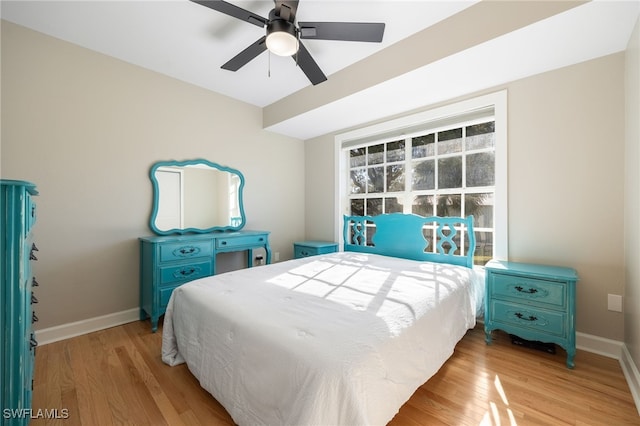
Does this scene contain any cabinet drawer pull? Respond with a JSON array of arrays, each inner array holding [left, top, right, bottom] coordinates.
[[31, 292, 38, 304], [180, 268, 196, 276], [180, 247, 195, 255], [32, 243, 39, 251], [259, 237, 264, 242], [30, 335, 38, 349], [32, 312, 39, 323], [32, 277, 39, 287], [30, 251, 38, 261], [515, 285, 537, 294], [514, 312, 537, 321], [221, 241, 227, 245]]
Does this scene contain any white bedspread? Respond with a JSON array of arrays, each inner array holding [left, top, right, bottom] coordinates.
[[162, 252, 483, 426]]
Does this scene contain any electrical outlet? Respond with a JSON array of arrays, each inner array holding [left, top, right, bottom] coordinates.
[[607, 294, 623, 312]]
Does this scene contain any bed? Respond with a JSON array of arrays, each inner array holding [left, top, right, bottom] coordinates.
[[162, 213, 483, 425]]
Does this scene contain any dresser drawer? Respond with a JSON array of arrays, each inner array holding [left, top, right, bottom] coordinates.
[[160, 261, 212, 285], [489, 273, 566, 309], [159, 241, 213, 262], [490, 300, 566, 337], [159, 285, 178, 310], [217, 234, 267, 249]]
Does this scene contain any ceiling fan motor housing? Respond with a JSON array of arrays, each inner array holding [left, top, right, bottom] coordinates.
[[266, 16, 299, 56]]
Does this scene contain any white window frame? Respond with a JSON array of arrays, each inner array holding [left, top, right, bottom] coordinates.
[[334, 90, 508, 260]]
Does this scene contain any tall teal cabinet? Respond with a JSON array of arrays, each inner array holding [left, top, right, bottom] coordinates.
[[1, 180, 39, 425]]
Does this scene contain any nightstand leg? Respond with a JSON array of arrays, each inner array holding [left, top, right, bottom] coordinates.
[[484, 328, 493, 344], [566, 349, 575, 369]]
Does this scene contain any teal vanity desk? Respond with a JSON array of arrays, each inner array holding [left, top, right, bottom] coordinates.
[[139, 230, 271, 332], [484, 259, 579, 368], [140, 159, 272, 332]]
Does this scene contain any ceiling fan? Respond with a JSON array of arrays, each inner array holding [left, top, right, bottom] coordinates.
[[191, 0, 386, 85]]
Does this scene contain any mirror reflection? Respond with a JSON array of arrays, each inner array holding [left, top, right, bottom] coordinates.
[[149, 159, 246, 235]]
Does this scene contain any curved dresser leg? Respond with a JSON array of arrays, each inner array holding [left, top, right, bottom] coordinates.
[[151, 317, 159, 333], [566, 349, 576, 369], [484, 328, 493, 345]]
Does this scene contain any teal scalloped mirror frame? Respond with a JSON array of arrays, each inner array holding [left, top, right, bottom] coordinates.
[[149, 159, 246, 235]]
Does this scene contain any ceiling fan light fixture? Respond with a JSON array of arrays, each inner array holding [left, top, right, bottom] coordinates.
[[266, 20, 299, 56]]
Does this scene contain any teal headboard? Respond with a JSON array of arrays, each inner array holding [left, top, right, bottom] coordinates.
[[343, 213, 476, 268]]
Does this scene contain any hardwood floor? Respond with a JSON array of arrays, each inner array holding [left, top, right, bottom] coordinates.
[[31, 320, 639, 425]]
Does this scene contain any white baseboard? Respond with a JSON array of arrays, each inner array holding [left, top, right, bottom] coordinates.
[[33, 311, 640, 415], [34, 308, 140, 346], [576, 331, 625, 359], [620, 344, 640, 416]]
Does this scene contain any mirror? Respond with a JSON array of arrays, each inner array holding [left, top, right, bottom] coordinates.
[[149, 159, 246, 235]]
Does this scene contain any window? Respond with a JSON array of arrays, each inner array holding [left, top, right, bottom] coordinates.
[[335, 91, 507, 265]]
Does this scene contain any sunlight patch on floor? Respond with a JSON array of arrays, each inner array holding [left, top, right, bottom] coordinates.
[[480, 375, 518, 425]]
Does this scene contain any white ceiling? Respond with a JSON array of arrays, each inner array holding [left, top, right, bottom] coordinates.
[[2, 0, 639, 140]]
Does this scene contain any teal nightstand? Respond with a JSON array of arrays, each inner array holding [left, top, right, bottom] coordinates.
[[484, 259, 579, 368], [293, 241, 338, 259]]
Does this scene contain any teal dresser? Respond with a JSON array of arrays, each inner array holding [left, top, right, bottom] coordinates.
[[140, 231, 271, 332], [484, 259, 578, 368], [293, 241, 338, 259], [1, 180, 39, 425]]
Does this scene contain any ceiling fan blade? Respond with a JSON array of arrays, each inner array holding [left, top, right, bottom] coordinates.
[[299, 22, 385, 42], [294, 42, 327, 86], [190, 0, 267, 27], [274, 0, 299, 23], [221, 36, 267, 71]]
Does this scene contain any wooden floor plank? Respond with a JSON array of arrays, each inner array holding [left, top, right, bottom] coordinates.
[[31, 321, 639, 425]]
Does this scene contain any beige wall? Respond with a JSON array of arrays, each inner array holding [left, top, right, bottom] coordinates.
[[1, 21, 306, 330], [625, 17, 640, 372], [305, 53, 627, 341]]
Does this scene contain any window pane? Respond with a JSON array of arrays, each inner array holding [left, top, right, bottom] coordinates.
[[386, 164, 405, 192], [438, 157, 462, 188], [436, 194, 461, 217], [412, 160, 435, 190], [465, 193, 494, 228], [466, 122, 495, 151], [385, 197, 403, 213], [368, 144, 384, 165], [412, 134, 435, 158], [412, 195, 434, 217], [350, 148, 366, 167], [438, 128, 462, 154], [474, 231, 493, 265], [386, 140, 405, 162], [350, 169, 367, 194], [367, 198, 382, 216], [368, 167, 384, 193], [467, 152, 495, 187], [350, 199, 364, 216]]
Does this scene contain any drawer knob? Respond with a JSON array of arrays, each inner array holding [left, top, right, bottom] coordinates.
[[514, 312, 537, 322], [221, 241, 227, 245], [515, 285, 537, 294]]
